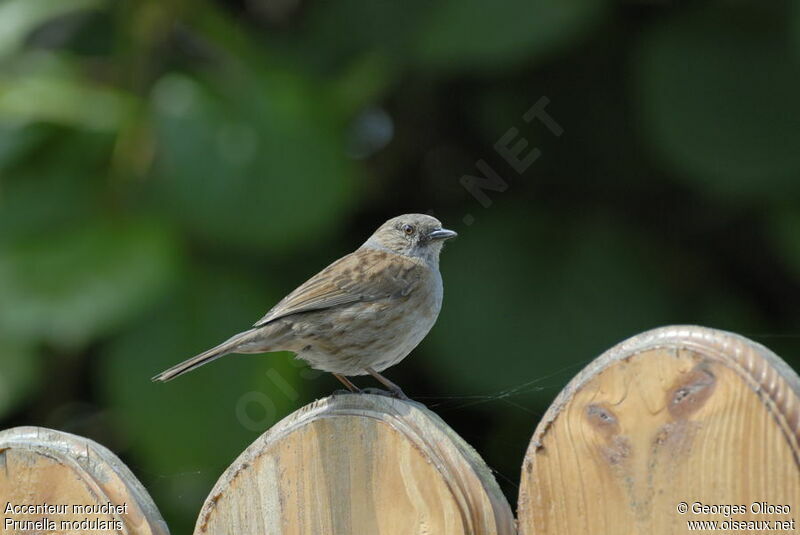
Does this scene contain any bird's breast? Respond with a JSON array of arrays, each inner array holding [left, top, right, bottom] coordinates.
[[406, 268, 443, 320]]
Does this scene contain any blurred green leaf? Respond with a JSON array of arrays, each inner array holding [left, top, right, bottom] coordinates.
[[0, 0, 102, 58], [100, 265, 302, 530], [150, 73, 358, 252], [0, 219, 182, 349], [0, 334, 39, 419], [0, 122, 47, 169], [0, 54, 134, 130], [416, 0, 608, 71], [0, 129, 109, 239], [636, 4, 800, 197], [331, 53, 397, 117]]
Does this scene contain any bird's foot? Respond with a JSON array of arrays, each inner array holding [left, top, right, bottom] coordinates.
[[388, 386, 410, 401], [364, 367, 410, 400]]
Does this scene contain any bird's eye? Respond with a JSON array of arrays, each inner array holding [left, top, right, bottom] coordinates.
[[402, 224, 415, 235]]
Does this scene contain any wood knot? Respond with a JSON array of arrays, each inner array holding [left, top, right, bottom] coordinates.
[[586, 404, 616, 424], [586, 403, 620, 437], [668, 364, 716, 419]]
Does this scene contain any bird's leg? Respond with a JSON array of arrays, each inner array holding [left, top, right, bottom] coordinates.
[[365, 367, 409, 400], [333, 373, 361, 393]]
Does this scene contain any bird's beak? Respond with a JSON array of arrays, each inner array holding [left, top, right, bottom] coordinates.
[[427, 228, 458, 241]]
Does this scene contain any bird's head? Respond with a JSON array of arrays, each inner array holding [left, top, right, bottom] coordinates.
[[364, 214, 457, 265]]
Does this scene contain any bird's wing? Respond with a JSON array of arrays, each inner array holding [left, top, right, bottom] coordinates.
[[253, 249, 424, 328]]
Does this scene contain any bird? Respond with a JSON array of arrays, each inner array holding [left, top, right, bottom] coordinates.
[[152, 213, 457, 398]]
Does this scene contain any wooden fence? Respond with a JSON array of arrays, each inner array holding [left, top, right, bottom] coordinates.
[[2, 325, 799, 534]]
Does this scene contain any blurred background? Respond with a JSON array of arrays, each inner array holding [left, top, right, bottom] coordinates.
[[1, 0, 800, 529]]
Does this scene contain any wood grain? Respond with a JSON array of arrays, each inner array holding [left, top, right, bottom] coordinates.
[[0, 426, 168, 535], [518, 325, 800, 534], [195, 393, 515, 535]]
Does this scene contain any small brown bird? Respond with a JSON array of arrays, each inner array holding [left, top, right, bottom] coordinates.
[[152, 214, 456, 398]]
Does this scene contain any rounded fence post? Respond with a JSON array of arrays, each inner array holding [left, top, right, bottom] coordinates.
[[0, 426, 169, 535], [195, 393, 516, 535], [518, 325, 800, 534]]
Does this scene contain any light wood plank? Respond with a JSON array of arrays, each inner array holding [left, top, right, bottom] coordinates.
[[518, 325, 800, 534], [195, 393, 515, 535], [0, 426, 168, 535]]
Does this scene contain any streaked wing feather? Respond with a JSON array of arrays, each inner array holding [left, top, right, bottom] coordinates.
[[253, 249, 422, 328]]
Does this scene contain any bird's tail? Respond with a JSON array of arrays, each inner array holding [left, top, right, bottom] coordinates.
[[151, 328, 260, 382]]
